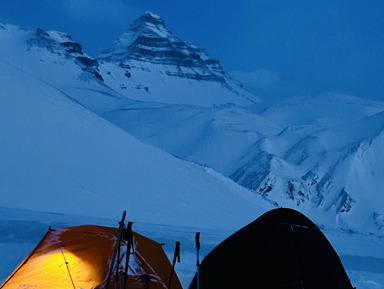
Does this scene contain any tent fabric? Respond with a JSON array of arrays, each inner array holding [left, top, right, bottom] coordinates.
[[0, 225, 182, 289], [189, 208, 354, 289]]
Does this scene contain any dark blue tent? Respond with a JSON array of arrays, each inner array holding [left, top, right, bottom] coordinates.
[[189, 208, 354, 289]]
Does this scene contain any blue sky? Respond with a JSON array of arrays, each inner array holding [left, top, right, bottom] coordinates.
[[0, 0, 383, 100]]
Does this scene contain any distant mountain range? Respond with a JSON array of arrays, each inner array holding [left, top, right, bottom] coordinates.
[[1, 12, 384, 234]]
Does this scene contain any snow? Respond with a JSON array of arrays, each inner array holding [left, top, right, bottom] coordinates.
[[1, 17, 384, 288], [1, 209, 384, 288], [0, 58, 272, 231], [98, 59, 260, 107], [109, 90, 384, 234], [45, 30, 73, 43], [103, 101, 280, 176]]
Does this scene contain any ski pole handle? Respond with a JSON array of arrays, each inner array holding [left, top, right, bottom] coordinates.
[[195, 232, 200, 289], [195, 232, 200, 266], [168, 241, 181, 289], [195, 232, 200, 250], [175, 241, 181, 263]]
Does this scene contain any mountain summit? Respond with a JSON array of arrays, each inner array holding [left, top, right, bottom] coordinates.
[[97, 12, 259, 106], [99, 12, 226, 82]]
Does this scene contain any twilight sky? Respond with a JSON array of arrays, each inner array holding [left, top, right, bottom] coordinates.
[[0, 0, 383, 100]]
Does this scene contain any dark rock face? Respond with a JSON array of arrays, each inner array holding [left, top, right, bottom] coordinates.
[[231, 151, 274, 192], [374, 212, 384, 230], [28, 28, 81, 55], [61, 41, 83, 54], [99, 12, 227, 82], [27, 28, 103, 81], [36, 27, 49, 37], [337, 189, 356, 213], [76, 56, 99, 67], [136, 11, 166, 27], [27, 28, 61, 53]]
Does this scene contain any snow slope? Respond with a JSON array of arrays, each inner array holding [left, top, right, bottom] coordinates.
[[103, 93, 384, 233], [0, 23, 129, 113], [1, 16, 384, 288], [103, 101, 280, 176], [2, 16, 384, 235], [0, 57, 273, 231], [254, 94, 384, 231], [98, 12, 260, 106], [2, 19, 384, 234]]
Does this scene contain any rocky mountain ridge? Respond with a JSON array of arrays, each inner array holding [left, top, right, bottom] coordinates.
[[28, 27, 103, 81], [99, 12, 226, 82], [1, 13, 383, 234]]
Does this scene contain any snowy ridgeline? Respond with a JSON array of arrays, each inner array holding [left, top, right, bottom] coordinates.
[[0, 209, 384, 288], [0, 57, 275, 232], [1, 14, 384, 234], [0, 13, 384, 289]]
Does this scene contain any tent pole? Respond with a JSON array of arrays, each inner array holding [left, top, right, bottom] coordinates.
[[105, 211, 126, 289]]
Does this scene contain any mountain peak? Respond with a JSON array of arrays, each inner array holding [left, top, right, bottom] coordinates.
[[126, 11, 168, 39], [135, 11, 165, 27], [127, 11, 171, 45], [99, 12, 227, 82]]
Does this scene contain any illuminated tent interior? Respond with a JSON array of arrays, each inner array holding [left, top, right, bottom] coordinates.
[[0, 216, 182, 289]]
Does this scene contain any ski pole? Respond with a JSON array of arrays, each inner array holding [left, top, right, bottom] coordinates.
[[105, 211, 126, 289], [168, 241, 181, 289], [195, 232, 200, 289], [123, 221, 133, 289]]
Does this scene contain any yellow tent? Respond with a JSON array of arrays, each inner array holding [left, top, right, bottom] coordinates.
[[0, 224, 183, 289]]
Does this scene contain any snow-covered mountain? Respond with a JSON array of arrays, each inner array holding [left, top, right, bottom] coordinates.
[[1, 12, 384, 235], [103, 93, 384, 232], [0, 30, 272, 230], [100, 12, 226, 81], [1, 12, 384, 288], [97, 12, 259, 106]]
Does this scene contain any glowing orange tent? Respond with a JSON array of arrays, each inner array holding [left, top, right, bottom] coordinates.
[[0, 220, 183, 289]]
